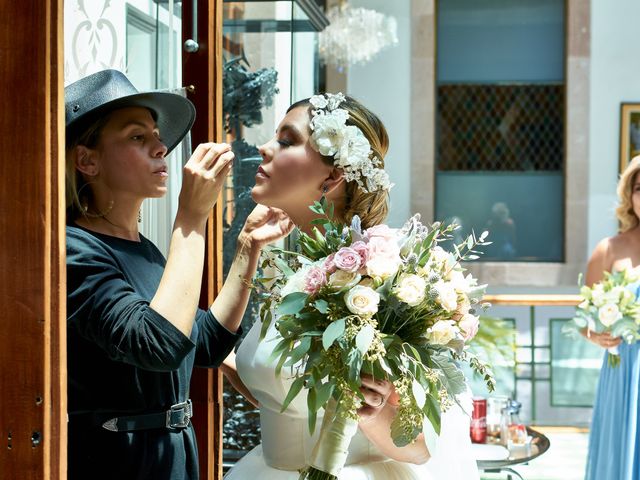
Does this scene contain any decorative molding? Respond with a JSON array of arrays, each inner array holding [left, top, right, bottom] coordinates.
[[70, 0, 119, 77]]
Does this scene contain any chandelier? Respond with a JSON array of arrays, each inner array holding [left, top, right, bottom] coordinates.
[[318, 3, 398, 70]]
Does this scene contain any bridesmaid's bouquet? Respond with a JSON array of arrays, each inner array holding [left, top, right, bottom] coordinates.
[[255, 199, 494, 480], [563, 266, 640, 367]]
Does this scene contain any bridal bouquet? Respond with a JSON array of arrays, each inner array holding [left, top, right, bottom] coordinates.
[[563, 266, 640, 367], [255, 199, 493, 480]]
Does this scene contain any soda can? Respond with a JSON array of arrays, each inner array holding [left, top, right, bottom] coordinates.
[[470, 397, 487, 444]]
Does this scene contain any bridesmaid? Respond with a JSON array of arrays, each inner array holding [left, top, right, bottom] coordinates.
[[583, 156, 640, 480]]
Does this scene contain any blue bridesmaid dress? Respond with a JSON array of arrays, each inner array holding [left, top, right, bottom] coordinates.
[[585, 297, 640, 480]]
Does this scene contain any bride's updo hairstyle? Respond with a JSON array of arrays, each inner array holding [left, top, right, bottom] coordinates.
[[288, 95, 390, 229], [616, 155, 640, 232]]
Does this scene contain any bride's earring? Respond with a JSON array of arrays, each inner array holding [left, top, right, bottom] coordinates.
[[321, 184, 329, 196], [137, 209, 142, 223]]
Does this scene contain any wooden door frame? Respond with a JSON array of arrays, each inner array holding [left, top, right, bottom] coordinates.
[[0, 1, 66, 479], [0, 1, 224, 478]]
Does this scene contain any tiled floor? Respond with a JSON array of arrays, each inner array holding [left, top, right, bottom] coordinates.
[[480, 427, 589, 480]]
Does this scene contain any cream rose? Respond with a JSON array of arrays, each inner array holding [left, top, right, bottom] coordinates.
[[429, 246, 456, 270], [447, 269, 472, 293], [344, 285, 380, 316], [394, 274, 427, 306], [329, 270, 361, 289], [427, 320, 458, 345], [598, 303, 622, 327], [366, 256, 401, 280], [434, 280, 458, 312]]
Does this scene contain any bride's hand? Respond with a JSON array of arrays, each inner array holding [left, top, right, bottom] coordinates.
[[357, 374, 394, 422], [238, 204, 294, 251], [580, 328, 622, 349]]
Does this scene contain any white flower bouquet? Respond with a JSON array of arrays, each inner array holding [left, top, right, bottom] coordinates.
[[254, 199, 494, 480], [563, 266, 640, 367]]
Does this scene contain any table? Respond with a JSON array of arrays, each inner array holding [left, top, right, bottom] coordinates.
[[475, 427, 550, 479]]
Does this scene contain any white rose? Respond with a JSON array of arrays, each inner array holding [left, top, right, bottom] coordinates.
[[329, 270, 361, 289], [578, 299, 590, 310], [607, 286, 626, 303], [344, 285, 380, 316], [394, 274, 427, 306], [447, 269, 472, 293], [366, 256, 401, 280], [591, 284, 606, 307], [427, 320, 459, 345], [434, 280, 458, 312], [627, 266, 640, 282], [598, 303, 622, 327], [430, 246, 456, 270]]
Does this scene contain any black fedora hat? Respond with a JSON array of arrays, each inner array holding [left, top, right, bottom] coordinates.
[[65, 69, 196, 154]]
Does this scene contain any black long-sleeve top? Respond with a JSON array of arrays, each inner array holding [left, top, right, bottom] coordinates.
[[66, 224, 240, 480]]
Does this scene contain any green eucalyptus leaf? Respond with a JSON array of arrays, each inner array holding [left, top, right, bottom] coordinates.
[[315, 299, 329, 314], [307, 389, 318, 434], [285, 336, 312, 366], [430, 354, 466, 395], [280, 376, 305, 413], [424, 394, 442, 435], [274, 257, 295, 277], [347, 349, 364, 389], [356, 324, 376, 355], [277, 292, 309, 316], [316, 381, 335, 410], [323, 318, 346, 350]]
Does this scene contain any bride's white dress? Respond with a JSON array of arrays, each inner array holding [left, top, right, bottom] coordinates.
[[225, 319, 480, 480]]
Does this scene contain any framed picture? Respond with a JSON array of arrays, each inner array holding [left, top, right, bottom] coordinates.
[[620, 103, 640, 173]]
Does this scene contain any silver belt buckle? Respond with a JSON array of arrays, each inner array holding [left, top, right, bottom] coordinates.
[[166, 399, 192, 429]]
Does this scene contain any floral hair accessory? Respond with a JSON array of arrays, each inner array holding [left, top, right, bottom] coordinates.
[[308, 92, 393, 193]]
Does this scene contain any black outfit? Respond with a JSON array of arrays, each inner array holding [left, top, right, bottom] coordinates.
[[66, 224, 240, 480]]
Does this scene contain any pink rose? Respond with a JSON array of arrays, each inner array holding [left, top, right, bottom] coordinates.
[[459, 314, 480, 341], [323, 253, 337, 274], [365, 224, 397, 242], [334, 247, 362, 273], [366, 236, 401, 263], [304, 267, 327, 295], [351, 241, 369, 265]]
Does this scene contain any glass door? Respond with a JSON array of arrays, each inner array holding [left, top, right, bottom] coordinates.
[[219, 0, 325, 470]]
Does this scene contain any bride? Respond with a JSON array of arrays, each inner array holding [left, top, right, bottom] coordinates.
[[222, 93, 479, 480]]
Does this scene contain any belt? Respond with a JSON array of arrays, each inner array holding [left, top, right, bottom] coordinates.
[[101, 400, 193, 432]]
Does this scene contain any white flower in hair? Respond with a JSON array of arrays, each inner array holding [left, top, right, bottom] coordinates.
[[311, 113, 346, 157], [307, 92, 393, 193], [336, 125, 370, 167]]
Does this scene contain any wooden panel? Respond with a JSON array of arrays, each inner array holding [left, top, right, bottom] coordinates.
[[483, 294, 582, 307], [183, 0, 225, 479], [0, 1, 66, 479]]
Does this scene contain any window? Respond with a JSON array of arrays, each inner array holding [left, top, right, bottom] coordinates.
[[435, 0, 565, 262]]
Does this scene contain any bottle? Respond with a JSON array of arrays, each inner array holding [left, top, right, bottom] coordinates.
[[500, 399, 527, 449], [486, 396, 508, 444], [470, 397, 487, 443]]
